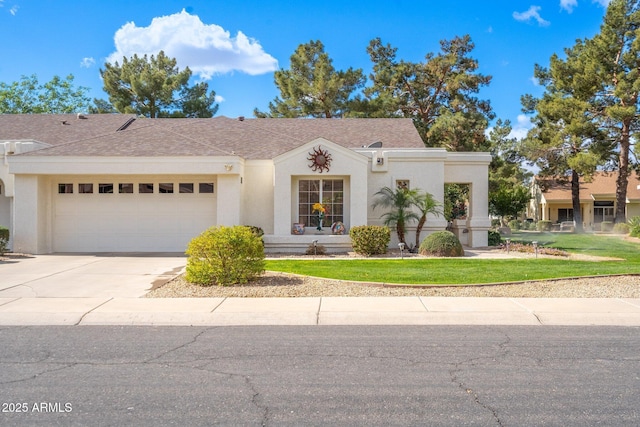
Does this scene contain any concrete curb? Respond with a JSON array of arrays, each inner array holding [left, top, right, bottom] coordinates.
[[1, 296, 639, 326]]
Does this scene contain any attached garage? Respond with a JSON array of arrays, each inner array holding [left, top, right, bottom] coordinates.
[[52, 175, 217, 252], [4, 115, 492, 254]]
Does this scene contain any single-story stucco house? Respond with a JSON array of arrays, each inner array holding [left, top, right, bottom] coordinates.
[[0, 114, 491, 254], [528, 171, 640, 230]]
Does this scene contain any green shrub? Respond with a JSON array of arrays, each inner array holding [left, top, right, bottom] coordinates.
[[613, 223, 630, 235], [508, 219, 521, 231], [491, 219, 501, 228], [488, 230, 502, 246], [629, 216, 640, 238], [244, 225, 264, 238], [537, 220, 552, 232], [600, 221, 614, 232], [0, 226, 8, 255], [419, 231, 464, 257], [306, 243, 326, 255], [349, 225, 390, 256], [185, 226, 265, 286]]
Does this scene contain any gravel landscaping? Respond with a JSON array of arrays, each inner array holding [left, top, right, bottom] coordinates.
[[146, 272, 640, 298], [146, 248, 640, 299]]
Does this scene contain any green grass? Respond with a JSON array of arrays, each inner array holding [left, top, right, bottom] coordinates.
[[264, 233, 640, 285]]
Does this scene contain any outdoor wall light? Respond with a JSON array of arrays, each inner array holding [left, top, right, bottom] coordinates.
[[224, 164, 233, 171]]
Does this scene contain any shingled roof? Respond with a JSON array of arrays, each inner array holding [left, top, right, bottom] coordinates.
[[0, 113, 138, 145], [2, 115, 425, 159], [536, 171, 640, 202]]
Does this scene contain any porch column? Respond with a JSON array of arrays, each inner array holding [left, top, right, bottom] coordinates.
[[466, 180, 491, 248]]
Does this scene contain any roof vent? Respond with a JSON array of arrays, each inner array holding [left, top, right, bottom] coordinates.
[[238, 116, 245, 121], [368, 141, 383, 148], [61, 120, 69, 125], [116, 117, 136, 132], [77, 113, 87, 119]]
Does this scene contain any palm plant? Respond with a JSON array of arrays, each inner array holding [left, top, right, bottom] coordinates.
[[372, 186, 420, 245], [412, 191, 442, 249]]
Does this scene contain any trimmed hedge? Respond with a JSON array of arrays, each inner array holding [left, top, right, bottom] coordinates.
[[600, 221, 614, 232], [419, 231, 464, 257], [349, 225, 390, 256], [488, 230, 502, 246], [537, 220, 552, 232], [613, 223, 630, 235], [185, 226, 265, 286]]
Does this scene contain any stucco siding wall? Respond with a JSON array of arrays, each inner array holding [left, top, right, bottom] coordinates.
[[444, 162, 489, 219], [242, 161, 275, 233], [0, 185, 10, 228], [627, 203, 640, 219], [273, 139, 368, 235], [547, 203, 572, 223], [367, 157, 448, 247], [13, 174, 51, 254], [0, 186, 12, 250], [213, 174, 239, 227]]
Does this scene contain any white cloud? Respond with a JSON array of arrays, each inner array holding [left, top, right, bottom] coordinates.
[[560, 0, 578, 12], [509, 114, 534, 140], [107, 9, 278, 78], [560, 0, 610, 11], [80, 57, 95, 68], [513, 6, 550, 26], [214, 94, 225, 103], [9, 4, 18, 15]]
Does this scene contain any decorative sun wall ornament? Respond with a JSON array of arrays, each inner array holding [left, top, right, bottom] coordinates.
[[307, 145, 332, 173]]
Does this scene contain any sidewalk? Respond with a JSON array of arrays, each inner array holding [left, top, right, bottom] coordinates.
[[1, 296, 639, 326], [2, 251, 640, 327]]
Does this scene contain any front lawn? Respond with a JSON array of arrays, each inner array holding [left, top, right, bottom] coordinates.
[[264, 233, 640, 285]]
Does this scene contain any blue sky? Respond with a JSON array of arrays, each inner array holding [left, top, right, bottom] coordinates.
[[0, 0, 611, 137]]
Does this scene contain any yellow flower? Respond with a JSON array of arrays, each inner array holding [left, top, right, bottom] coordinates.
[[312, 203, 325, 214]]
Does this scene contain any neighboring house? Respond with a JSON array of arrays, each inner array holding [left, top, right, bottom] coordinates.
[[528, 171, 640, 230], [0, 114, 491, 254]]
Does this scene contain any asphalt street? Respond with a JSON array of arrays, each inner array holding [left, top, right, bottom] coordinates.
[[1, 325, 639, 426]]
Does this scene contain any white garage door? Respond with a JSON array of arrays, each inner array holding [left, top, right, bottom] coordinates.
[[53, 179, 217, 252]]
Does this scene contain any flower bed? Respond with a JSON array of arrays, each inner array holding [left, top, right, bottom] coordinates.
[[501, 242, 569, 257]]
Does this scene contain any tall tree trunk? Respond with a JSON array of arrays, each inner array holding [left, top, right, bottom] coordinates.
[[615, 120, 631, 223], [414, 215, 426, 249], [570, 170, 584, 233], [397, 220, 406, 245]]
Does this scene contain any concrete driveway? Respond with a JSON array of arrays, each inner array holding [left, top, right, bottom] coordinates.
[[0, 253, 186, 298]]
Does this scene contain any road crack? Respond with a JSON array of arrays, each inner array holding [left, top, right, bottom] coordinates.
[[0, 363, 76, 386], [447, 330, 512, 426]]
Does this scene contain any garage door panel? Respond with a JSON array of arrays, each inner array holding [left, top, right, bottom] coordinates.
[[53, 182, 216, 252]]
